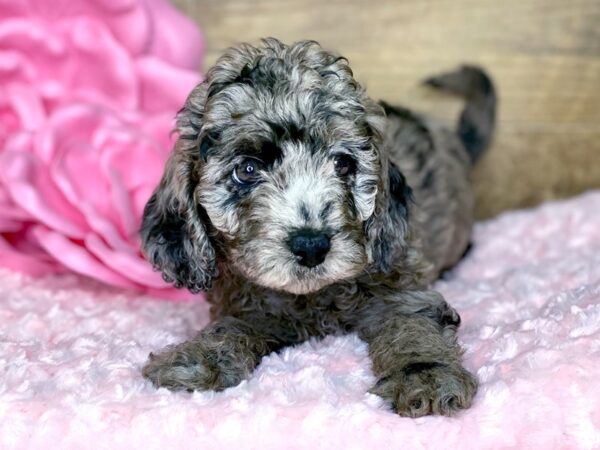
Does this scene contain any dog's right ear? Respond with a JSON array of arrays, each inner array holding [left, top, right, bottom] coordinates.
[[141, 86, 218, 293]]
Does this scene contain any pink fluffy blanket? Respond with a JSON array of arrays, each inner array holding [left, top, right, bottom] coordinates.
[[1, 191, 599, 449]]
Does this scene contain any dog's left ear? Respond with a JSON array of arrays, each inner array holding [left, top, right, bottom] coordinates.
[[140, 85, 219, 293], [365, 161, 413, 273], [140, 142, 218, 293]]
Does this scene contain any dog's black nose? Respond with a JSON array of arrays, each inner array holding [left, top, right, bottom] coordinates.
[[288, 231, 331, 268]]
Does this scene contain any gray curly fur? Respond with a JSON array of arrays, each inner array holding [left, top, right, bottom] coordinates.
[[140, 38, 496, 417]]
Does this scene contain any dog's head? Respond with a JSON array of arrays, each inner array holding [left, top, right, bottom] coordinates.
[[141, 39, 411, 295]]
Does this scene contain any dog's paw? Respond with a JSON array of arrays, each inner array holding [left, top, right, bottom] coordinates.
[[142, 339, 250, 392], [371, 362, 477, 417]]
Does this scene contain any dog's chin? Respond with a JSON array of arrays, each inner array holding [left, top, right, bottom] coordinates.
[[249, 262, 364, 295], [276, 277, 334, 295], [239, 266, 332, 295]]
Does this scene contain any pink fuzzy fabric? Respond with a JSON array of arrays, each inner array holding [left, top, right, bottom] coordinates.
[[1, 191, 600, 449]]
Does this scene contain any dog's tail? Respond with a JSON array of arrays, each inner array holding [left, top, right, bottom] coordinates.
[[424, 65, 497, 164]]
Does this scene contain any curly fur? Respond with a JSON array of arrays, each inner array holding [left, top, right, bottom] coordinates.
[[140, 38, 496, 417]]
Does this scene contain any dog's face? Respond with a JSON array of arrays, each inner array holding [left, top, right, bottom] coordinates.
[[141, 39, 411, 295], [197, 64, 382, 294]]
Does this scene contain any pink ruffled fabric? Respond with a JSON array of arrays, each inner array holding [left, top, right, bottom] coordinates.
[[0, 0, 203, 299]]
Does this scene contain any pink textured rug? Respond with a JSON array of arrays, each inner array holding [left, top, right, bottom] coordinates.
[[1, 191, 600, 449]]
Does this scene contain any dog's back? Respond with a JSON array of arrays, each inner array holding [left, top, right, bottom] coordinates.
[[382, 67, 496, 277]]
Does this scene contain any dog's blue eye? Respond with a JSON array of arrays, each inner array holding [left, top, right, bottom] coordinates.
[[333, 155, 356, 176], [233, 158, 262, 185]]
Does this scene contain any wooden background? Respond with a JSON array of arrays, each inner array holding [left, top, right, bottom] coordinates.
[[173, 0, 600, 218]]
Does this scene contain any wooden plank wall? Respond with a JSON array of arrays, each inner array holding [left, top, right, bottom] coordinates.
[[173, 0, 600, 218]]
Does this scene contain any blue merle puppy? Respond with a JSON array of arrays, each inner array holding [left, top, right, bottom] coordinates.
[[140, 38, 496, 417]]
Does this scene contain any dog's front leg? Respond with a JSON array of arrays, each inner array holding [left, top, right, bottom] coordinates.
[[357, 290, 477, 417], [143, 316, 280, 392]]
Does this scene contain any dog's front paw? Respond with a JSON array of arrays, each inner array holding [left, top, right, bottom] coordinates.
[[371, 362, 477, 417], [142, 338, 251, 392]]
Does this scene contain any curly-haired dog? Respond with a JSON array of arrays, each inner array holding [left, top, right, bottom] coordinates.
[[141, 38, 496, 417]]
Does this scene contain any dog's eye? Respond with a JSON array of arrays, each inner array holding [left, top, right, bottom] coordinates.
[[233, 158, 262, 185], [333, 155, 356, 177]]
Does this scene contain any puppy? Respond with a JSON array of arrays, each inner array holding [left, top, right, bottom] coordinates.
[[141, 38, 496, 417]]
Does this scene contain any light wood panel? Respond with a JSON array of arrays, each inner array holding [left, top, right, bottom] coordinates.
[[173, 0, 600, 218]]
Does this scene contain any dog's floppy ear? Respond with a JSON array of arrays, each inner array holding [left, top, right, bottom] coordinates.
[[365, 160, 412, 273], [141, 87, 218, 293]]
